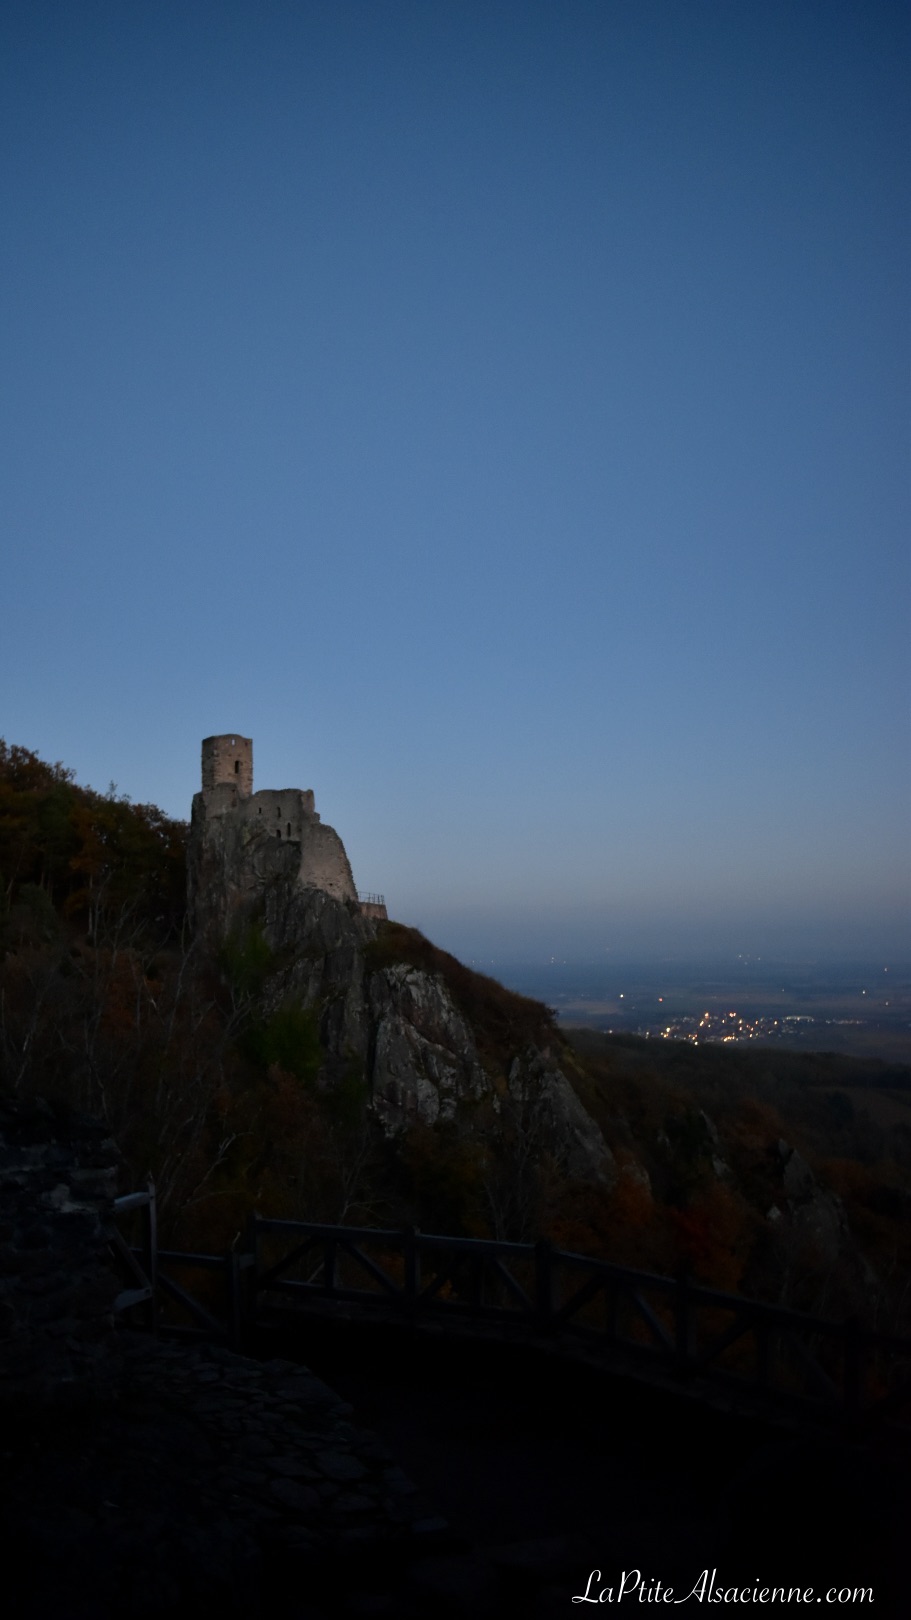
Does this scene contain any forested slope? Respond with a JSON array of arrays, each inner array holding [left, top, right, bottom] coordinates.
[[2, 740, 909, 1333]]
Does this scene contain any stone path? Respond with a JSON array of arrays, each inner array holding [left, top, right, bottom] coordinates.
[[2, 1329, 476, 1619], [6, 1325, 906, 1618]]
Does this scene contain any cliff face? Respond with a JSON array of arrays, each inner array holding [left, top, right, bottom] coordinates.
[[189, 807, 613, 1187], [262, 882, 614, 1185]]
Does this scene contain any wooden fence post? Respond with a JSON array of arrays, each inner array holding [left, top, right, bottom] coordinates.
[[604, 1278, 619, 1344], [143, 1178, 157, 1332], [403, 1226, 419, 1314], [225, 1247, 242, 1349], [843, 1316, 863, 1428], [469, 1252, 484, 1309], [675, 1271, 693, 1371], [245, 1214, 259, 1337], [324, 1236, 337, 1295], [754, 1321, 770, 1390], [535, 1239, 554, 1332]]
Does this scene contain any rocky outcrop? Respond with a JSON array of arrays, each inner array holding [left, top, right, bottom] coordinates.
[[507, 1050, 615, 1184], [221, 877, 615, 1187], [765, 1140, 879, 1316], [369, 965, 491, 1130], [185, 738, 613, 1188], [766, 1141, 852, 1269], [657, 1106, 731, 1186]]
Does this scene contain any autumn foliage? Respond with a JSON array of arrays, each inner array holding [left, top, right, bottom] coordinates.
[[2, 740, 910, 1332]]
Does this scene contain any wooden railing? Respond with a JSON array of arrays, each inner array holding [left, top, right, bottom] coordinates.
[[110, 1195, 911, 1432], [111, 1185, 253, 1342], [110, 1184, 157, 1325]]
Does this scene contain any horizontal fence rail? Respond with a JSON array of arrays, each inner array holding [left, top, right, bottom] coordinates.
[[110, 1195, 911, 1432]]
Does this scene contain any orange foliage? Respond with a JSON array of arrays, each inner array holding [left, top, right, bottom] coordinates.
[[668, 1182, 750, 1291]]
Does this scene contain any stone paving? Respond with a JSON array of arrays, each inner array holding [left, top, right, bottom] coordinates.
[[2, 1328, 469, 1619], [0, 1097, 580, 1617], [6, 1325, 909, 1620]]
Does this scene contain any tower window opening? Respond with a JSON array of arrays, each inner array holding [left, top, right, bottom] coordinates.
[[287, 822, 291, 838], [234, 760, 240, 774]]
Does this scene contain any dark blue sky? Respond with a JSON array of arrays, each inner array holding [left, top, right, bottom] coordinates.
[[2, 1, 908, 962]]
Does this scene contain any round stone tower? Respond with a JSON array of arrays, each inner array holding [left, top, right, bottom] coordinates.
[[201, 734, 253, 796]]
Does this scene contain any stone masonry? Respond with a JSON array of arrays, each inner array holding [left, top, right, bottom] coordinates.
[[202, 732, 253, 796], [0, 1094, 122, 1409], [189, 734, 387, 938]]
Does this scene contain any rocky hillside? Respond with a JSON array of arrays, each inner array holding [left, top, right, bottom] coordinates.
[[238, 878, 611, 1181], [0, 740, 615, 1251], [2, 739, 909, 1332]]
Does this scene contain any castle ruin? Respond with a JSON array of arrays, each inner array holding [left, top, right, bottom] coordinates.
[[188, 734, 386, 937]]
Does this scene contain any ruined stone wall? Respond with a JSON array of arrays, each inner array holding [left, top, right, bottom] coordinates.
[[202, 734, 253, 796], [234, 788, 319, 840], [188, 792, 357, 939], [0, 1096, 121, 1408], [190, 737, 361, 938], [296, 819, 357, 901], [193, 780, 244, 819], [192, 786, 319, 835]]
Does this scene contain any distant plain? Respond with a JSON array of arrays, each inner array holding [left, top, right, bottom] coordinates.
[[493, 959, 911, 1065]]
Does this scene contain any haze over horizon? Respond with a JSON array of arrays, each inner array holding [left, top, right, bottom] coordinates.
[[2, 1, 908, 966]]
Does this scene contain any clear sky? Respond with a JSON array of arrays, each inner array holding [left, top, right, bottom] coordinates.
[[2, 1, 908, 964]]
